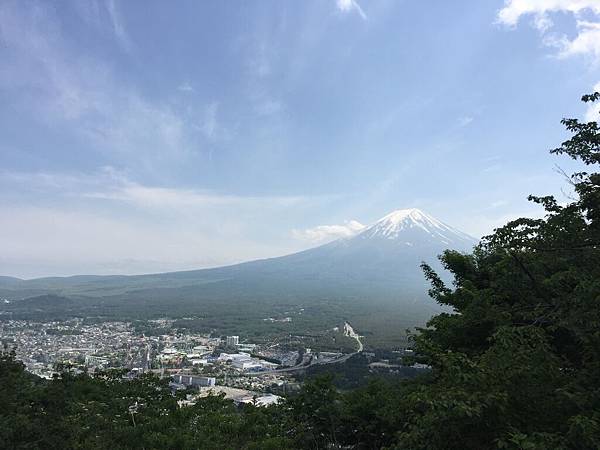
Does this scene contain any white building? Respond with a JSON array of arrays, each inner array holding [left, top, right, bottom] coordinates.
[[232, 359, 262, 371], [172, 374, 216, 387], [218, 352, 270, 372], [226, 336, 239, 347]]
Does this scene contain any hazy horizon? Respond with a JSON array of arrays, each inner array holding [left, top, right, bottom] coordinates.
[[4, 207, 478, 279]]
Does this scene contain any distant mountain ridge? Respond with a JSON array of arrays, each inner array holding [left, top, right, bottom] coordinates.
[[0, 209, 477, 328], [1, 208, 477, 291]]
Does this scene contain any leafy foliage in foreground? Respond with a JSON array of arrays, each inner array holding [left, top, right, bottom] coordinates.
[[409, 93, 600, 449], [1, 94, 600, 449]]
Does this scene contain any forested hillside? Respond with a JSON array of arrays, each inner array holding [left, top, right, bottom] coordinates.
[[2, 93, 599, 449]]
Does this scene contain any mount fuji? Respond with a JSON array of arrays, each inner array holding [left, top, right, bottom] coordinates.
[[253, 208, 477, 287], [0, 209, 478, 329]]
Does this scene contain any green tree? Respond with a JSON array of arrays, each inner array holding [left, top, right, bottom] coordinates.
[[402, 93, 600, 449]]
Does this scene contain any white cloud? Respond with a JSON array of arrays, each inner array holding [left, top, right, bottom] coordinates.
[[532, 13, 553, 33], [70, 0, 132, 51], [177, 82, 195, 93], [0, 1, 202, 172], [497, 0, 600, 64], [292, 220, 366, 243], [482, 164, 502, 174], [458, 116, 474, 127], [86, 180, 310, 209], [497, 0, 600, 27], [106, 0, 133, 51], [198, 102, 219, 139], [255, 99, 283, 116], [497, 0, 600, 119], [336, 0, 367, 20], [0, 168, 311, 210], [558, 20, 600, 60], [247, 42, 272, 78], [0, 168, 329, 277], [490, 200, 509, 208]]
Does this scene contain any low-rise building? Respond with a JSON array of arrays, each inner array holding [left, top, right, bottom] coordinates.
[[172, 374, 217, 388]]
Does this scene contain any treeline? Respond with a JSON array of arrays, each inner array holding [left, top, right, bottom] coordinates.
[[0, 351, 413, 449], [2, 93, 600, 449]]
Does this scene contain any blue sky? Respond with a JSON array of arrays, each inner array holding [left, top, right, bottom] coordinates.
[[1, 0, 599, 278]]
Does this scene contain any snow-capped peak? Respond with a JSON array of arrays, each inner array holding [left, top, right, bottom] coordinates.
[[358, 208, 476, 246]]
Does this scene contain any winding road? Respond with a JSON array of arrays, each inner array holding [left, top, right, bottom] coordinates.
[[343, 321, 363, 352], [245, 321, 363, 377]]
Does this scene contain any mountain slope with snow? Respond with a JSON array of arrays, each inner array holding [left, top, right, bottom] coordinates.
[[358, 208, 476, 246], [260, 208, 477, 288], [1, 209, 478, 325]]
